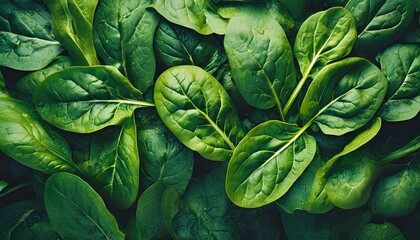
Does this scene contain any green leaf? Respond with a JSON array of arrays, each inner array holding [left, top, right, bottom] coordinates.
[[346, 0, 415, 51], [138, 120, 193, 193], [16, 56, 73, 103], [154, 65, 244, 161], [33, 65, 154, 133], [0, 200, 36, 240], [44, 172, 125, 239], [136, 182, 170, 240], [94, 0, 159, 93], [161, 187, 181, 240], [0, 181, 8, 193], [0, 0, 63, 70], [377, 44, 420, 121], [0, 98, 76, 174], [88, 115, 139, 210], [154, 19, 226, 74], [300, 58, 387, 136], [354, 222, 406, 240], [151, 0, 228, 35], [294, 7, 357, 76], [306, 117, 381, 213], [224, 8, 296, 120], [226, 120, 316, 208], [369, 159, 420, 217], [284, 6, 357, 114], [43, 0, 99, 65]]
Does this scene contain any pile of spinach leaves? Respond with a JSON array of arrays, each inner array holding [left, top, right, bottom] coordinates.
[[0, 0, 419, 239]]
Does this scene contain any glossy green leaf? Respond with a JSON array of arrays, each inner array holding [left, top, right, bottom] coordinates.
[[151, 0, 228, 35], [224, 8, 296, 120], [43, 0, 99, 65], [294, 7, 357, 76], [0, 98, 76, 174], [369, 159, 420, 217], [285, 7, 357, 114], [94, 0, 159, 93], [33, 65, 154, 133], [154, 65, 244, 161], [138, 122, 193, 193], [300, 58, 387, 136], [346, 0, 415, 51], [354, 222, 406, 240], [44, 172, 125, 239], [136, 182, 170, 240], [325, 151, 382, 209], [226, 120, 316, 208], [87, 115, 139, 210], [154, 20, 226, 74], [377, 44, 420, 121], [0, 0, 63, 70], [306, 117, 381, 213], [16, 56, 73, 103]]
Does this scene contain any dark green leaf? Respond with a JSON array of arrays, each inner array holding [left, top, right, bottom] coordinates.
[[155, 20, 226, 74], [44, 172, 125, 239], [88, 115, 139, 210], [94, 0, 159, 93], [33, 65, 154, 133], [354, 222, 406, 240]]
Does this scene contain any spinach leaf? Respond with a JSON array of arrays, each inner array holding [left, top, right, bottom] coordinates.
[[346, 0, 415, 51], [226, 120, 316, 208], [87, 115, 139, 210], [16, 56, 73, 103], [94, 0, 159, 93], [44, 172, 125, 239], [33, 65, 154, 133], [0, 1, 63, 70], [43, 0, 99, 65], [377, 44, 420, 121], [154, 65, 244, 161], [151, 0, 228, 35], [368, 159, 420, 217], [154, 20, 226, 74], [138, 121, 194, 194], [0, 200, 36, 239], [136, 182, 170, 240], [224, 8, 296, 120], [354, 222, 406, 240], [0, 98, 77, 174], [300, 58, 387, 136], [306, 117, 381, 213], [0, 72, 11, 98], [286, 7, 357, 113]]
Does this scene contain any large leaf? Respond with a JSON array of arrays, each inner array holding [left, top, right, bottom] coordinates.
[[305, 117, 381, 213], [44, 172, 125, 239], [151, 0, 228, 35], [0, 1, 63, 70], [154, 20, 226, 74], [44, 0, 99, 65], [224, 8, 296, 120], [138, 113, 193, 193], [33, 65, 154, 133], [293, 7, 357, 77], [94, 0, 159, 93], [353, 222, 406, 240], [300, 58, 387, 136], [346, 0, 415, 51], [226, 120, 316, 208], [285, 6, 357, 113], [0, 98, 76, 174], [87, 115, 139, 210], [368, 159, 420, 217], [377, 44, 420, 121], [154, 65, 244, 161]]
